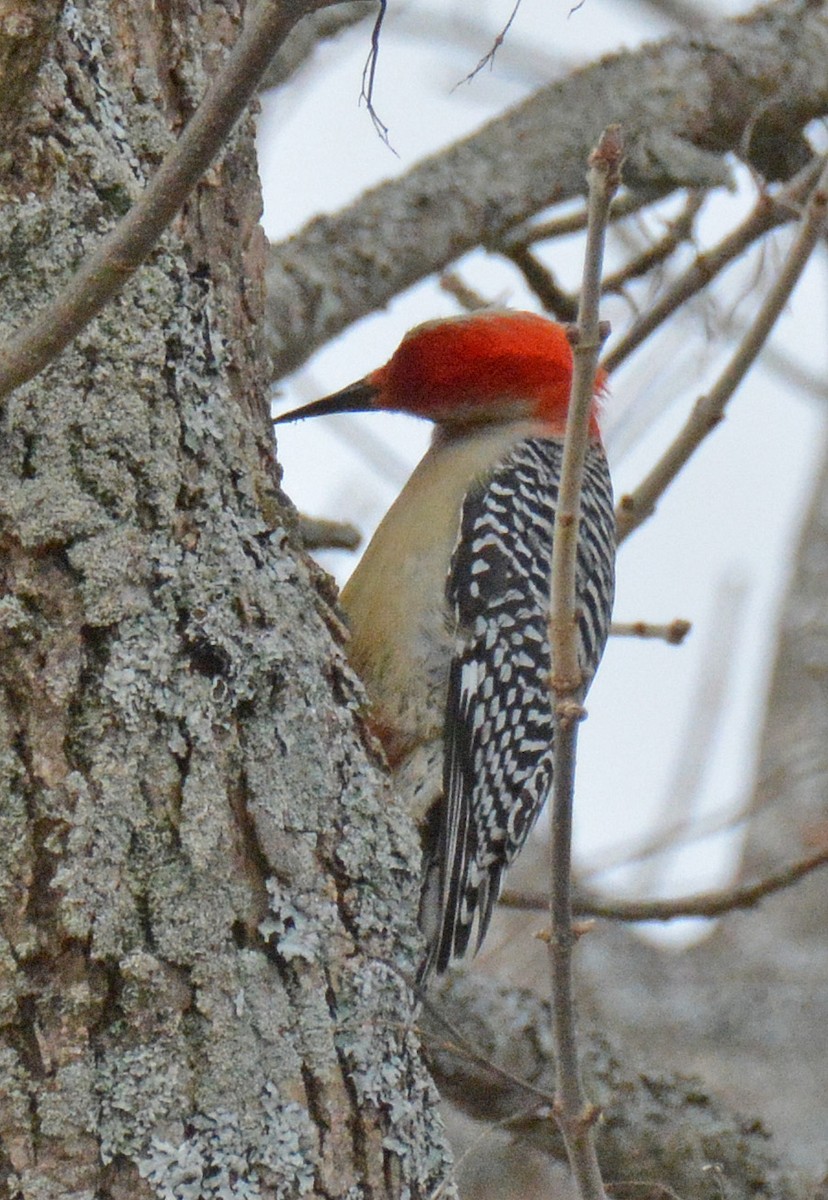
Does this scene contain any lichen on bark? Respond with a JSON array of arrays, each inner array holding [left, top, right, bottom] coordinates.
[[0, 3, 451, 1197]]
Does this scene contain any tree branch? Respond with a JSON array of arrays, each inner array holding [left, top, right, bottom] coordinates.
[[0, 0, 344, 404], [422, 973, 802, 1200], [500, 844, 828, 921], [616, 152, 828, 544], [504, 190, 663, 248], [610, 619, 691, 644], [260, 2, 374, 92], [298, 514, 361, 550], [546, 125, 623, 1200], [266, 0, 828, 378], [602, 154, 823, 375], [502, 245, 579, 321]]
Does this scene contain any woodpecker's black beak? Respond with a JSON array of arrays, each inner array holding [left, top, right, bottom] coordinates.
[[273, 380, 380, 424]]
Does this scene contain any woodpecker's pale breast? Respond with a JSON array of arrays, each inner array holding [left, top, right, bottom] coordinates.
[[340, 419, 553, 806]]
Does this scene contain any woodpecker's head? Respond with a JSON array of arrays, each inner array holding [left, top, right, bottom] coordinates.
[[275, 310, 605, 437]]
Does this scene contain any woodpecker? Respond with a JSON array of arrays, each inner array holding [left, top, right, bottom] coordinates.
[[275, 311, 615, 979]]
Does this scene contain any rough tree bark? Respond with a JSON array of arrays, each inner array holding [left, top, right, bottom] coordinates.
[[0, 3, 449, 1197]]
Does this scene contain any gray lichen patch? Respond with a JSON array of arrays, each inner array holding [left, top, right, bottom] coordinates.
[[0, 2, 454, 1195]]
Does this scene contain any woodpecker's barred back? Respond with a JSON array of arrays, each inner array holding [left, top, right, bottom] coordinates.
[[421, 437, 615, 977]]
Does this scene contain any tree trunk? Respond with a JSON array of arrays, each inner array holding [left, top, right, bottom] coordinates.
[[0, 3, 449, 1197]]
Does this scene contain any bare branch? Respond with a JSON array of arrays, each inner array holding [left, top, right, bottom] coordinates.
[[610, 619, 691, 644], [501, 245, 579, 321], [0, 0, 340, 404], [455, 0, 523, 87], [260, 2, 375, 93], [298, 515, 361, 550], [616, 153, 828, 544], [506, 191, 705, 320], [600, 190, 705, 296], [499, 843, 828, 921], [422, 997, 559, 1113], [267, 0, 828, 378], [360, 0, 397, 151], [505, 191, 665, 247], [438, 272, 493, 312], [602, 154, 823, 375], [423, 973, 802, 1199], [550, 127, 622, 685], [547, 125, 623, 1200]]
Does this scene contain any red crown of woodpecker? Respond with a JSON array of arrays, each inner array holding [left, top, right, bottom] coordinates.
[[275, 310, 606, 437]]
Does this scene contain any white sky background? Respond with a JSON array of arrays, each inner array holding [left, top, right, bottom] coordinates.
[[259, 0, 828, 943]]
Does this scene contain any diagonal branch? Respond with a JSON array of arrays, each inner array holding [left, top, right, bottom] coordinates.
[[616, 153, 828, 544], [499, 843, 828, 922], [0, 0, 346, 404], [602, 154, 824, 375], [422, 972, 800, 1199]]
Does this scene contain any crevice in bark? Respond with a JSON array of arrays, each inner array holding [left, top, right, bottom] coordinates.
[[12, 994, 44, 1082], [332, 1016, 374, 1200], [300, 1061, 333, 1197], [326, 836, 366, 953], [230, 766, 276, 940]]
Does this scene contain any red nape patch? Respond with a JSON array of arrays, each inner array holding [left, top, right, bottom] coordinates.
[[368, 311, 601, 433]]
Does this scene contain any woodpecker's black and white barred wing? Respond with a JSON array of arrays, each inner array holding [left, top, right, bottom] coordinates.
[[427, 436, 615, 976]]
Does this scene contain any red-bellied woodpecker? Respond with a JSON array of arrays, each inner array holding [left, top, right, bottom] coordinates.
[[275, 311, 615, 979]]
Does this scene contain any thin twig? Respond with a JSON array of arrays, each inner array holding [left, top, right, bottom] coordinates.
[[507, 193, 704, 320], [602, 155, 823, 376], [615, 153, 828, 544], [499, 843, 828, 922], [438, 272, 493, 312], [502, 244, 579, 321], [547, 124, 623, 1200], [0, 0, 333, 404], [600, 190, 705, 296], [506, 192, 703, 320], [504, 191, 662, 248], [454, 0, 523, 87], [421, 999, 558, 1110], [610, 619, 691, 645], [360, 0, 396, 151]]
